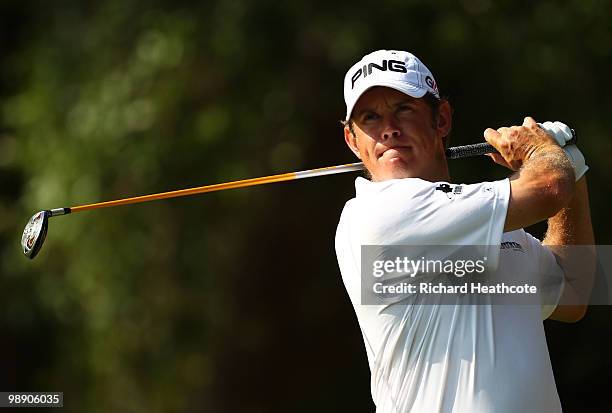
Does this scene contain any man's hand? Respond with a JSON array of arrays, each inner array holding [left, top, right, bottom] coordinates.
[[484, 116, 575, 232], [484, 117, 562, 171], [485, 119, 589, 181]]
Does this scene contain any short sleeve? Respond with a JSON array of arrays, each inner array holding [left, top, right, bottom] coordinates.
[[348, 177, 511, 271], [522, 231, 566, 319]]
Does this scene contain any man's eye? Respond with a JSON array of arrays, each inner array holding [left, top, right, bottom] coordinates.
[[363, 113, 380, 121], [397, 105, 412, 112]]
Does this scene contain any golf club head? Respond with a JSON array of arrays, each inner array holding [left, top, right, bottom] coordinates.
[[21, 210, 49, 259]]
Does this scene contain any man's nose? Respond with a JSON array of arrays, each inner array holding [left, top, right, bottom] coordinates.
[[381, 117, 401, 141]]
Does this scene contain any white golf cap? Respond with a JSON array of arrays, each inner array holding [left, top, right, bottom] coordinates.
[[343, 50, 440, 121]]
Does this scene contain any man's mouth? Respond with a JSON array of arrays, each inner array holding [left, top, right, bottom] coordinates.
[[378, 146, 411, 159]]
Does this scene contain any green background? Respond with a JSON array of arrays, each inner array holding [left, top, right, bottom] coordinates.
[[1, 0, 611, 411]]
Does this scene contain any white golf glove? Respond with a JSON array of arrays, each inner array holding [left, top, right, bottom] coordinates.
[[539, 121, 589, 181], [563, 144, 589, 181], [539, 121, 574, 147]]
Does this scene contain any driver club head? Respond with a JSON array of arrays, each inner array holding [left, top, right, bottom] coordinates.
[[21, 210, 50, 259]]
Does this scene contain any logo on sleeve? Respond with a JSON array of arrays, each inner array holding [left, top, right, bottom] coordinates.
[[500, 242, 525, 253], [436, 184, 463, 198]]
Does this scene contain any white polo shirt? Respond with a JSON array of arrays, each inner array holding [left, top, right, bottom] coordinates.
[[335, 177, 564, 413]]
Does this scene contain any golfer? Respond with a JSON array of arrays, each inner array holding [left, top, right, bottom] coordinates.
[[335, 50, 594, 412]]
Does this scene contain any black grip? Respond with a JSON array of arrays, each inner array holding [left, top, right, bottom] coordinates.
[[445, 142, 493, 159], [445, 128, 577, 160]]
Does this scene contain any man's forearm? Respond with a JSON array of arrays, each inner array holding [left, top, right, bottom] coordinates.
[[543, 177, 594, 246], [503, 144, 575, 232], [543, 177, 595, 321]]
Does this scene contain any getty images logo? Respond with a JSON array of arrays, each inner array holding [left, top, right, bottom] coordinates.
[[351, 59, 407, 89]]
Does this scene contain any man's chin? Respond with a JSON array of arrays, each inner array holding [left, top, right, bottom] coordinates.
[[373, 160, 420, 181]]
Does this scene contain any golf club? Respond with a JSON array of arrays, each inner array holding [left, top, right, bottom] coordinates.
[[21, 129, 577, 260]]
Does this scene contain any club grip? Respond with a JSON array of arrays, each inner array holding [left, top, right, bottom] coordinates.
[[445, 128, 577, 160]]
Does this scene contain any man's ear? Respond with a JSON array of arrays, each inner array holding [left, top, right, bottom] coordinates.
[[344, 125, 361, 159], [436, 99, 452, 142]]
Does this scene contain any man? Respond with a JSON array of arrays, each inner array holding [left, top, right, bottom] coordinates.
[[335, 50, 594, 412]]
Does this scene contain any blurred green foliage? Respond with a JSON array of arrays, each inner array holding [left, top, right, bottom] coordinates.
[[1, 0, 611, 412]]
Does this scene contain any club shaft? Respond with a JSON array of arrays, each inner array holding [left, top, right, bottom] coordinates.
[[69, 162, 367, 212], [70, 171, 302, 212], [66, 137, 576, 214]]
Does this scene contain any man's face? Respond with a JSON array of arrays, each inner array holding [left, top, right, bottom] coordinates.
[[344, 87, 452, 182]]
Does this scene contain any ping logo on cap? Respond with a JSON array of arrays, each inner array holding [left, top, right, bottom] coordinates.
[[351, 60, 408, 89], [343, 50, 440, 121]]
